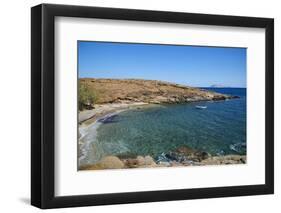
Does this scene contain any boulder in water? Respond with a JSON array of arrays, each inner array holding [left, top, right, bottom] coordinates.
[[176, 145, 196, 155]]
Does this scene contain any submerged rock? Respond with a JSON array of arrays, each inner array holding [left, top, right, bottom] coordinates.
[[173, 145, 210, 162], [212, 95, 226, 101], [176, 145, 196, 155], [116, 152, 138, 159]]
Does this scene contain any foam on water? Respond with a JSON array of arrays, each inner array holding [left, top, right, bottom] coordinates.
[[79, 111, 129, 165]]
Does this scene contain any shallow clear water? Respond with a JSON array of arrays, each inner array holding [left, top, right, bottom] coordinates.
[[80, 88, 246, 165]]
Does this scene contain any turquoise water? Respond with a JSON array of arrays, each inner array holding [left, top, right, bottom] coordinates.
[[80, 88, 246, 164]]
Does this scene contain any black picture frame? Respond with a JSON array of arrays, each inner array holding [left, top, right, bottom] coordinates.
[[31, 3, 274, 209]]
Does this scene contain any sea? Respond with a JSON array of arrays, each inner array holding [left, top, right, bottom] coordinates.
[[79, 88, 246, 165]]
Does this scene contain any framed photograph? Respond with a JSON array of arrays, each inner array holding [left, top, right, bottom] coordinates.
[[31, 4, 274, 209]]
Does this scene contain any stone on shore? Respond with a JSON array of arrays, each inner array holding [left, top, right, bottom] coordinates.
[[123, 155, 157, 168], [144, 156, 156, 166], [136, 156, 145, 166], [79, 148, 246, 170], [156, 145, 245, 166], [79, 156, 125, 170], [201, 155, 246, 165]]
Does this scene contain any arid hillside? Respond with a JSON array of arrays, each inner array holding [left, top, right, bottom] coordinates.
[[79, 78, 235, 105]]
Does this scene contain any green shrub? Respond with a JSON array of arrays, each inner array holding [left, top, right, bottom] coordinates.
[[78, 83, 98, 110]]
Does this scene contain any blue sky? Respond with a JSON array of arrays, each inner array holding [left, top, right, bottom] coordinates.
[[78, 41, 246, 88]]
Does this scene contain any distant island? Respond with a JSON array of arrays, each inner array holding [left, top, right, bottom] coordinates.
[[210, 84, 230, 88]]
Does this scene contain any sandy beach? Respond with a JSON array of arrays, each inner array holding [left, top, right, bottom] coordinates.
[[78, 102, 150, 164], [79, 102, 149, 126]]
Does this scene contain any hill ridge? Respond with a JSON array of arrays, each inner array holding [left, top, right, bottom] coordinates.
[[79, 78, 237, 107]]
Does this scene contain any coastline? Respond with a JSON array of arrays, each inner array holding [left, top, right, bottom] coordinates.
[[78, 102, 150, 164], [79, 101, 149, 126], [78, 92, 245, 170]]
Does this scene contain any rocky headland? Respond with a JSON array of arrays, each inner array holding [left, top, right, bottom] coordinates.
[[80, 78, 238, 106]]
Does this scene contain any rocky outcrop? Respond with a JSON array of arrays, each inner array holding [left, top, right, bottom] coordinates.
[[79, 78, 237, 105], [79, 145, 246, 171], [155, 145, 246, 166], [122, 155, 157, 168], [201, 155, 246, 165]]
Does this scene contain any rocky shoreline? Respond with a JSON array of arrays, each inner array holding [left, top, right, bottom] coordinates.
[[79, 145, 246, 170], [78, 102, 157, 164], [78, 79, 243, 170], [79, 102, 149, 126]]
